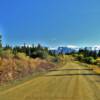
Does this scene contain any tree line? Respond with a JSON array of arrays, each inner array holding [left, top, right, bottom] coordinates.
[[74, 48, 100, 65], [3, 44, 50, 59]]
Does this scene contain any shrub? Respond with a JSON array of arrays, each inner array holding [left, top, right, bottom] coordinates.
[[31, 50, 48, 59], [15, 52, 29, 60], [72, 54, 79, 57], [84, 57, 96, 64], [77, 54, 84, 61], [0, 49, 14, 59], [95, 58, 100, 65]]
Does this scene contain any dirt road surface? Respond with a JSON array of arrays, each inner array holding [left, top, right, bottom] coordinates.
[[0, 61, 100, 100]]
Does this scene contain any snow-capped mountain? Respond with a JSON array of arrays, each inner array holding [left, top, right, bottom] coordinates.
[[50, 46, 79, 54], [57, 47, 76, 54], [50, 45, 100, 54]]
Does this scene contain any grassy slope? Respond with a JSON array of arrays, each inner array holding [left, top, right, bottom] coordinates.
[[0, 58, 100, 100]]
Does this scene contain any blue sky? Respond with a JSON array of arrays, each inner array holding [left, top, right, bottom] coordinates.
[[0, 0, 100, 47]]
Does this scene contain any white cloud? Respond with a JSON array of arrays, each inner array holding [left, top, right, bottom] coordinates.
[[92, 45, 100, 50], [93, 45, 100, 48], [67, 45, 78, 48]]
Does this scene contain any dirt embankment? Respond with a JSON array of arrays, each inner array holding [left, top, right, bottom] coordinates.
[[0, 58, 55, 84]]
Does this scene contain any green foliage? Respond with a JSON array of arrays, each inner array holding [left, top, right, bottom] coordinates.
[[79, 48, 98, 59], [98, 50, 100, 57], [12, 44, 49, 59], [4, 45, 12, 50], [72, 53, 78, 57], [77, 54, 84, 61], [0, 35, 3, 56], [95, 58, 100, 65], [0, 48, 3, 56], [84, 57, 96, 64], [15, 52, 29, 60], [77, 48, 99, 65], [0, 35, 2, 48], [0, 49, 14, 58], [51, 56, 60, 63]]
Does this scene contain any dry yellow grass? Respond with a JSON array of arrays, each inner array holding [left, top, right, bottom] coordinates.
[[93, 68, 100, 74], [0, 54, 55, 83]]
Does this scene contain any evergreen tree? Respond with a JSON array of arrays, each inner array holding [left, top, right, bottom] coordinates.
[[98, 50, 100, 57], [0, 35, 2, 48], [0, 35, 3, 56]]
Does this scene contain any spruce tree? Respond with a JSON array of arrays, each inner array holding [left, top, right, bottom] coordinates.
[[0, 35, 2, 48], [0, 35, 3, 56]]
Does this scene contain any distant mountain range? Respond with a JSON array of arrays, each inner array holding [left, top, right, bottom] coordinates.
[[50, 46, 79, 54], [50, 46, 100, 54]]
